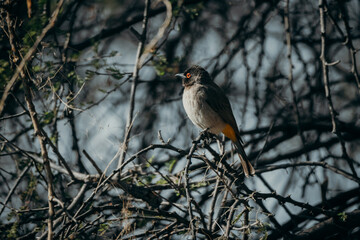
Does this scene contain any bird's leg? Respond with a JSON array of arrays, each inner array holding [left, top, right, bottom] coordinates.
[[216, 134, 226, 156], [199, 128, 215, 147]]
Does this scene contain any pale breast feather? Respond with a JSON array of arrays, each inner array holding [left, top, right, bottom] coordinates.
[[183, 85, 226, 134]]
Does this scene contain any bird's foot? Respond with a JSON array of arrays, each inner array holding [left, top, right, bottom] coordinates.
[[199, 128, 214, 146]]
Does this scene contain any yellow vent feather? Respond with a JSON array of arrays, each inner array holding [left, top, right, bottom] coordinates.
[[222, 124, 237, 142]]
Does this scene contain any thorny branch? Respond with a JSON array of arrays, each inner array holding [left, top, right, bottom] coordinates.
[[1, 0, 360, 239], [319, 0, 338, 133], [319, 0, 358, 180]]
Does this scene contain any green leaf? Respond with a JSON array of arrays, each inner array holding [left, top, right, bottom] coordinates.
[[32, 65, 42, 72], [145, 156, 154, 168], [139, 174, 156, 184], [338, 212, 347, 222], [98, 88, 107, 93], [6, 221, 18, 239], [43, 111, 54, 124], [106, 67, 124, 80], [231, 212, 244, 225], [191, 181, 207, 189], [109, 50, 118, 57], [156, 178, 168, 185], [165, 158, 177, 172], [98, 223, 109, 236], [71, 51, 80, 61], [260, 232, 268, 240]]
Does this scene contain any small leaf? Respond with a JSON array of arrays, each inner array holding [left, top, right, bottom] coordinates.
[[338, 212, 347, 222], [165, 158, 177, 172], [43, 111, 54, 124]]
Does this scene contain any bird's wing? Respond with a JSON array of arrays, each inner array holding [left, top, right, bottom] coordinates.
[[203, 83, 243, 143]]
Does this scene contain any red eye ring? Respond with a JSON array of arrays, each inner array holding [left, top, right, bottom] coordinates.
[[186, 73, 191, 78]]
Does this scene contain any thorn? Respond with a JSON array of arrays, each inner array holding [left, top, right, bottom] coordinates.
[[325, 60, 340, 66], [158, 130, 165, 144]]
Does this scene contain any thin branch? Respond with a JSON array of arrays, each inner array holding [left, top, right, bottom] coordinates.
[[29, 153, 99, 182], [224, 199, 240, 238], [0, 162, 31, 216], [184, 134, 204, 239], [257, 161, 360, 184], [0, 110, 27, 120], [284, 0, 309, 161], [208, 177, 221, 231], [117, 0, 151, 174], [82, 150, 103, 175], [243, 202, 250, 240], [335, 0, 360, 94]]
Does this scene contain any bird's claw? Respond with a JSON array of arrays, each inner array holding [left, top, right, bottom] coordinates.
[[200, 128, 214, 146]]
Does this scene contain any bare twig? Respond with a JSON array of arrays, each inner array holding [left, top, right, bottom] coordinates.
[[28, 153, 98, 182], [184, 134, 204, 239], [83, 150, 103, 175], [0, 110, 27, 120], [257, 161, 359, 183], [208, 177, 220, 230], [0, 162, 31, 216], [334, 0, 360, 94], [284, 0, 309, 162], [117, 0, 151, 174], [243, 202, 250, 240], [224, 199, 240, 238]]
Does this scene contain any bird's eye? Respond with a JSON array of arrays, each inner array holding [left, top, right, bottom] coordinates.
[[186, 73, 191, 78]]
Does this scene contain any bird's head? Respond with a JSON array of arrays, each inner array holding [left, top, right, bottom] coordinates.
[[176, 65, 211, 87]]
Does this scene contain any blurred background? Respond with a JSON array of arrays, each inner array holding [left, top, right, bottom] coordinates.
[[1, 0, 360, 239]]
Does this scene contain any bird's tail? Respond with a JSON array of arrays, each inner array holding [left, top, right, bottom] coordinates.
[[233, 140, 255, 177]]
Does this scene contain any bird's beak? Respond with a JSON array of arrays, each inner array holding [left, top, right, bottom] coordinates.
[[175, 73, 185, 79]]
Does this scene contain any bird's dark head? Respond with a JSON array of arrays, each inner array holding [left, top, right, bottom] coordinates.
[[176, 65, 211, 87]]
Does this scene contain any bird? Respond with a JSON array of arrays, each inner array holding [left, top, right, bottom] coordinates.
[[176, 65, 255, 177]]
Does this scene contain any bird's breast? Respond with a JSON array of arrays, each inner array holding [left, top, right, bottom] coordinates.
[[182, 86, 225, 135]]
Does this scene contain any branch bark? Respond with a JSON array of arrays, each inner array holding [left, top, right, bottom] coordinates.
[[23, 78, 55, 239]]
